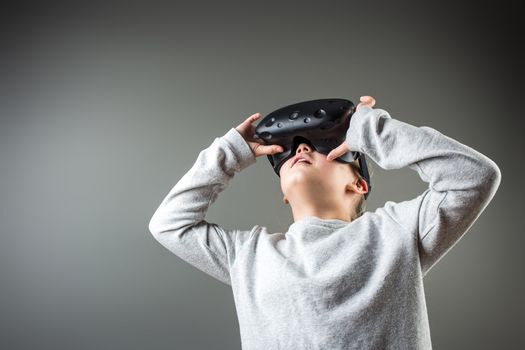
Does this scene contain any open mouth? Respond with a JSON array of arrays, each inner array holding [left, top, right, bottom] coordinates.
[[292, 159, 312, 167]]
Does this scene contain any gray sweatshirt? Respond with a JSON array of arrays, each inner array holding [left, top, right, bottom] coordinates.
[[148, 105, 501, 350]]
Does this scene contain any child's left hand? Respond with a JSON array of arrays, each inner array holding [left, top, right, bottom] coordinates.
[[326, 95, 376, 161]]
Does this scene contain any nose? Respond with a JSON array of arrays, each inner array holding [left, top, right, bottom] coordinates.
[[295, 143, 313, 154]]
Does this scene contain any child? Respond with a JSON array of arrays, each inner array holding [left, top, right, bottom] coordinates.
[[148, 96, 501, 350]]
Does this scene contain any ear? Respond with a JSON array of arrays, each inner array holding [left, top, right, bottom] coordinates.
[[346, 178, 368, 195], [355, 178, 369, 195]]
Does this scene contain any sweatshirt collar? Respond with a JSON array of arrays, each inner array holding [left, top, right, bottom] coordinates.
[[287, 215, 350, 233]]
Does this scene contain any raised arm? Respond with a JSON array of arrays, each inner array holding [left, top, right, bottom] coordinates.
[[148, 113, 283, 286], [148, 127, 257, 285], [344, 105, 501, 277]]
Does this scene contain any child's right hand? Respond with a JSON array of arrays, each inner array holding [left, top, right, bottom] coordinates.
[[235, 113, 284, 158]]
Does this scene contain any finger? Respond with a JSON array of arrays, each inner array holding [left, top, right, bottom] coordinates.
[[254, 144, 283, 156], [356, 100, 375, 111], [359, 95, 376, 107], [236, 113, 262, 133], [326, 142, 349, 161], [248, 112, 261, 124], [255, 145, 283, 155], [240, 113, 261, 128]]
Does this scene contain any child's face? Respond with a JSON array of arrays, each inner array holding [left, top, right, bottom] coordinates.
[[279, 143, 357, 203]]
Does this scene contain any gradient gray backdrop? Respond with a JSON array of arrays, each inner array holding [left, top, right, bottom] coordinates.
[[1, 1, 523, 349]]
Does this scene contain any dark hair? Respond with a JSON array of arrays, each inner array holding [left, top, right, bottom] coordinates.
[[348, 160, 373, 220]]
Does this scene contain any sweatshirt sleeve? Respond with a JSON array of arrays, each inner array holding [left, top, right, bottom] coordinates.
[[148, 127, 258, 286], [345, 105, 502, 277]]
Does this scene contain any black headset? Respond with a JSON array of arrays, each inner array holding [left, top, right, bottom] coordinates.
[[254, 98, 371, 199]]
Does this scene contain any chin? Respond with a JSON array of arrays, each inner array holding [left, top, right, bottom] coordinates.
[[284, 173, 323, 191]]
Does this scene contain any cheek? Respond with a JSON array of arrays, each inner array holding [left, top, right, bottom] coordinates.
[[322, 162, 350, 180], [279, 175, 290, 194]]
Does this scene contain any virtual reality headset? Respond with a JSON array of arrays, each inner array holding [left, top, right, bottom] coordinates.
[[253, 98, 372, 200]]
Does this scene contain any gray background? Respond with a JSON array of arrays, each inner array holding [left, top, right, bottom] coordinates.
[[1, 1, 523, 349]]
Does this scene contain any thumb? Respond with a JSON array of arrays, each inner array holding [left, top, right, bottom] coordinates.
[[236, 113, 262, 133], [253, 143, 283, 157], [326, 141, 350, 161]]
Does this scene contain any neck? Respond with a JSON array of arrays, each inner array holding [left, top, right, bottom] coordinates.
[[288, 196, 355, 223]]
